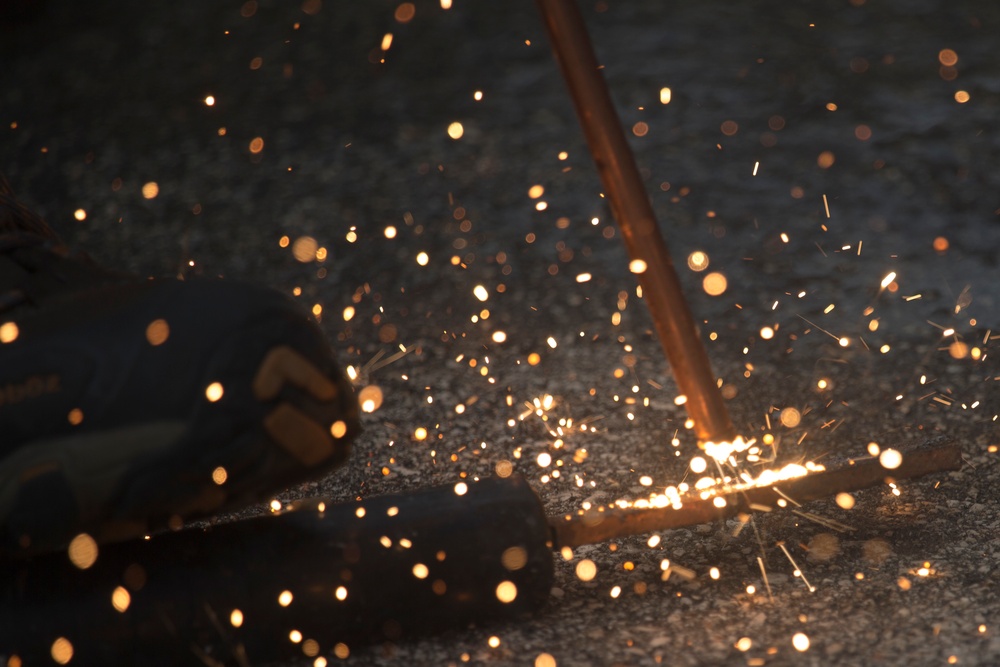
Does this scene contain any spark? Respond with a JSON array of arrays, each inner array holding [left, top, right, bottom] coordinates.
[[211, 466, 228, 485], [576, 559, 597, 581], [535, 653, 558, 667], [778, 542, 815, 592], [111, 586, 131, 612], [758, 557, 773, 601], [702, 272, 727, 296], [835, 492, 855, 509], [50, 638, 73, 665], [686, 251, 709, 271], [145, 319, 170, 345], [879, 449, 903, 469], [68, 533, 98, 569], [205, 382, 224, 402], [629, 259, 647, 273], [659, 87, 672, 104], [447, 121, 464, 139], [792, 632, 810, 651], [495, 581, 518, 602], [0, 322, 18, 343]]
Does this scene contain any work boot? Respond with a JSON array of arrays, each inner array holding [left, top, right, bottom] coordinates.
[[0, 176, 359, 555]]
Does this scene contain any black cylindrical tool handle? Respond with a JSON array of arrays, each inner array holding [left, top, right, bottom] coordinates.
[[1, 475, 554, 665]]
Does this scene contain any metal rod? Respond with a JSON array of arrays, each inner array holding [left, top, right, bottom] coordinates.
[[551, 442, 963, 548], [536, 0, 735, 443]]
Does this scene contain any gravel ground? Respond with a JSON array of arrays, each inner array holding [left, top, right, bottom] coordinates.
[[3, 0, 999, 665]]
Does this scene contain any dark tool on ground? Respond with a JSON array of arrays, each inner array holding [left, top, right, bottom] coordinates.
[[2, 442, 961, 665]]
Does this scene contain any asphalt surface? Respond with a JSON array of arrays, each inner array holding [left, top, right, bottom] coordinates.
[[3, 0, 999, 665]]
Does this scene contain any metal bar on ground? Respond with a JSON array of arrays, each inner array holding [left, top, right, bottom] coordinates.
[[536, 0, 736, 444], [551, 442, 963, 548]]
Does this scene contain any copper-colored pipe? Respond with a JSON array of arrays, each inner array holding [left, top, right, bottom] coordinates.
[[536, 0, 735, 443]]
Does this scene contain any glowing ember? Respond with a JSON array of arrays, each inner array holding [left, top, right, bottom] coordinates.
[[68, 533, 98, 569], [702, 272, 727, 296], [358, 385, 384, 412], [687, 251, 709, 271], [330, 420, 348, 438], [111, 586, 131, 612], [835, 493, 856, 510], [575, 559, 597, 581], [447, 121, 464, 139], [792, 632, 810, 651], [628, 258, 647, 273], [50, 637, 73, 665], [145, 319, 170, 345], [205, 382, 224, 402], [278, 590, 293, 606], [535, 654, 557, 667], [879, 449, 903, 470], [495, 580, 518, 602], [0, 321, 18, 343]]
